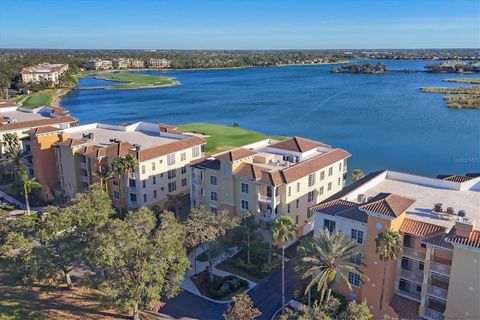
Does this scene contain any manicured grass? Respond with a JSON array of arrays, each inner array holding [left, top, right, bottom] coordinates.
[[177, 123, 286, 155], [22, 89, 66, 109], [94, 73, 177, 89]]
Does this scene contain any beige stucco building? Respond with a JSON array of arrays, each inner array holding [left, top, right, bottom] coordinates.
[[21, 63, 68, 84], [190, 137, 350, 240], [311, 170, 480, 319]]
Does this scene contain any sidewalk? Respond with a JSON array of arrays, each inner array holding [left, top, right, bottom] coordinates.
[[181, 245, 257, 304]]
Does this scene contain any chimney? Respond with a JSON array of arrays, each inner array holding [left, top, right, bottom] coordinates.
[[454, 219, 474, 238]]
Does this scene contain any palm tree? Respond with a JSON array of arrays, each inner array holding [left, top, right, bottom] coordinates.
[[1, 133, 20, 149], [18, 168, 41, 215], [296, 229, 367, 305], [1, 144, 29, 181], [241, 210, 258, 264], [271, 215, 296, 310], [111, 156, 127, 212], [351, 169, 365, 181], [375, 230, 402, 312], [94, 163, 114, 193]]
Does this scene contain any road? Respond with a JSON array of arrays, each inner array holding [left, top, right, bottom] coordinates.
[[156, 258, 300, 320]]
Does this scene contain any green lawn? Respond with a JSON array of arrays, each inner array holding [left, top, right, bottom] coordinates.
[[177, 122, 286, 154], [21, 89, 65, 108], [95, 73, 177, 89]]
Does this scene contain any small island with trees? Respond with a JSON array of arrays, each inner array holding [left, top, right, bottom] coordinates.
[[330, 62, 387, 74]]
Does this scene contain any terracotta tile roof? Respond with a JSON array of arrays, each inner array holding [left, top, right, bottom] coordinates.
[[216, 148, 257, 162], [309, 199, 368, 223], [438, 174, 476, 183], [55, 138, 85, 147], [269, 136, 330, 153], [233, 163, 285, 186], [447, 229, 480, 249], [359, 192, 415, 218], [399, 218, 446, 237], [27, 126, 62, 135], [422, 231, 454, 250], [0, 99, 17, 108], [137, 136, 205, 162], [281, 148, 350, 183], [260, 170, 284, 186], [389, 294, 420, 320], [0, 116, 77, 132]]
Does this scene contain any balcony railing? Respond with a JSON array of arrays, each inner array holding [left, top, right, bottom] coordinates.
[[424, 308, 444, 320], [400, 269, 423, 283], [80, 175, 89, 183], [427, 285, 448, 301], [397, 289, 421, 302], [403, 247, 426, 260], [258, 193, 273, 203], [80, 162, 87, 170], [192, 177, 202, 185], [430, 261, 451, 276], [258, 211, 275, 221]]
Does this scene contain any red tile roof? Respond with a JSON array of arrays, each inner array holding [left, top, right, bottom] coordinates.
[[309, 199, 368, 223], [0, 116, 78, 132], [27, 126, 62, 135], [137, 136, 205, 162], [389, 294, 420, 319], [269, 136, 330, 153], [0, 99, 17, 108], [216, 148, 257, 162], [399, 218, 446, 237], [359, 193, 415, 218], [447, 229, 480, 249]]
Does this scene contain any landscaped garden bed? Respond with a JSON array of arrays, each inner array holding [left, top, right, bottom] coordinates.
[[190, 271, 249, 301]]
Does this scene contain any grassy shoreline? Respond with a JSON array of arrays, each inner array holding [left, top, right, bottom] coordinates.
[[177, 123, 286, 155], [92, 73, 178, 89], [421, 80, 480, 110]]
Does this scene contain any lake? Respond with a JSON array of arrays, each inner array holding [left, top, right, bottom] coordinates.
[[61, 60, 480, 177]]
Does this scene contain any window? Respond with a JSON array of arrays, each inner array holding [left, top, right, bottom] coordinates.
[[308, 173, 316, 187], [143, 194, 147, 202], [210, 191, 217, 201], [113, 179, 119, 186], [348, 272, 361, 288], [182, 178, 187, 187], [152, 162, 156, 171], [181, 152, 186, 161], [319, 186, 324, 195], [327, 182, 332, 191], [141, 180, 145, 188], [153, 190, 157, 198], [167, 153, 176, 165], [129, 179, 136, 187], [295, 215, 299, 225], [241, 200, 249, 211], [113, 191, 120, 199], [168, 181, 176, 192], [307, 190, 314, 202], [288, 186, 291, 197], [130, 193, 137, 202], [296, 199, 299, 208], [141, 165, 145, 174], [168, 169, 176, 180], [153, 176, 156, 185], [419, 262, 424, 271], [297, 182, 300, 192], [328, 167, 333, 176], [181, 166, 187, 174], [350, 253, 362, 266], [192, 146, 200, 157], [421, 243, 426, 248], [351, 229, 364, 244], [287, 203, 291, 213], [210, 176, 217, 186], [241, 183, 249, 194], [339, 163, 342, 172], [210, 206, 218, 214], [403, 234, 413, 248], [320, 171, 325, 180], [338, 177, 341, 186], [324, 219, 336, 232]]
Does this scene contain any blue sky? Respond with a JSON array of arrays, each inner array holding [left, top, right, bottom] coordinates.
[[0, 0, 478, 49]]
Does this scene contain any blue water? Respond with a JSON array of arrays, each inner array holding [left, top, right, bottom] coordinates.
[[62, 60, 480, 177]]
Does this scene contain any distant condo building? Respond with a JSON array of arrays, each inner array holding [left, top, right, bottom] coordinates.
[[84, 59, 113, 70], [27, 121, 205, 206], [112, 58, 129, 69], [148, 58, 171, 69], [310, 170, 480, 320], [21, 63, 69, 84], [190, 137, 350, 241], [130, 59, 145, 69]]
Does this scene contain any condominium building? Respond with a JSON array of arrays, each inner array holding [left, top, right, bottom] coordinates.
[[310, 170, 480, 320], [190, 137, 350, 240], [84, 59, 113, 70], [148, 58, 171, 69], [27, 121, 205, 206], [21, 63, 69, 84], [0, 99, 77, 156], [130, 59, 145, 69], [112, 58, 129, 69]]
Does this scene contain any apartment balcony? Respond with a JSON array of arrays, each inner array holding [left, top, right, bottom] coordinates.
[[424, 308, 444, 320], [257, 193, 280, 205], [427, 285, 448, 301], [192, 177, 202, 185], [430, 261, 451, 276], [80, 162, 87, 170], [397, 289, 421, 302], [403, 247, 426, 260], [128, 186, 136, 193], [80, 175, 89, 183], [192, 193, 203, 202], [400, 269, 423, 284]]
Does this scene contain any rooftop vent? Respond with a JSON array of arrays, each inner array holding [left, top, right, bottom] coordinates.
[[82, 133, 95, 140], [133, 144, 141, 151], [458, 210, 466, 217], [446, 207, 455, 215], [434, 203, 443, 213], [357, 194, 366, 203]]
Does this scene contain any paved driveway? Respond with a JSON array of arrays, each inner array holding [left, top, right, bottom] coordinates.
[[156, 258, 300, 320]]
